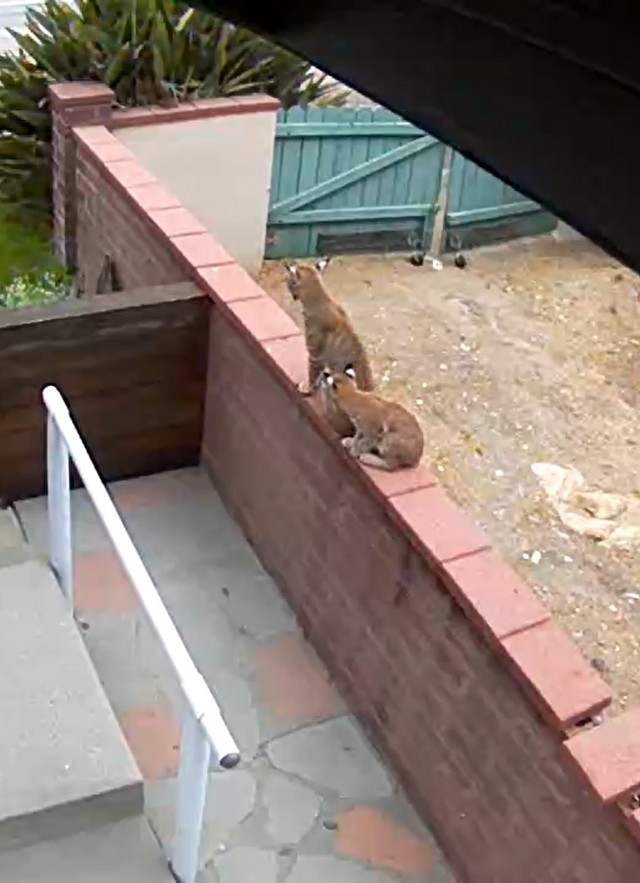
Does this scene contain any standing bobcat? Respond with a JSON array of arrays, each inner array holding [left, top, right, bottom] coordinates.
[[322, 367, 424, 470], [283, 257, 374, 396]]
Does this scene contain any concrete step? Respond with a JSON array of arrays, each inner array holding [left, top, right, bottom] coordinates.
[[0, 507, 32, 567], [0, 816, 174, 881], [0, 561, 142, 853]]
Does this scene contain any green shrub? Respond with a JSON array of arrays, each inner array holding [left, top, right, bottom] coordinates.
[[0, 204, 70, 305], [0, 0, 346, 223], [0, 268, 70, 308], [0, 207, 56, 284]]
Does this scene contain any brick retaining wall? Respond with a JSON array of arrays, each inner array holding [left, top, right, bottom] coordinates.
[[51, 82, 640, 883]]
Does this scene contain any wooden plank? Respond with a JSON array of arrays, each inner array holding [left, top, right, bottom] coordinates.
[[376, 138, 401, 207], [317, 118, 338, 187], [0, 282, 200, 330], [271, 204, 434, 224], [0, 285, 210, 502], [430, 145, 454, 256], [447, 199, 542, 226], [297, 110, 323, 195], [0, 343, 206, 412], [269, 135, 439, 218], [0, 314, 203, 366], [345, 108, 373, 209], [269, 106, 540, 259], [3, 423, 201, 502], [446, 150, 538, 222], [297, 107, 324, 254], [84, 424, 201, 483], [0, 358, 202, 413], [0, 297, 206, 371], [446, 151, 467, 216], [0, 311, 206, 381], [1, 380, 204, 436], [2, 413, 203, 462], [0, 321, 204, 388], [0, 294, 204, 346], [269, 136, 284, 204], [278, 111, 305, 203], [275, 122, 422, 138], [276, 103, 415, 135], [330, 115, 355, 210]]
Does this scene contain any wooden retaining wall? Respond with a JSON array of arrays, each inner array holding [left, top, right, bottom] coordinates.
[[0, 283, 209, 501]]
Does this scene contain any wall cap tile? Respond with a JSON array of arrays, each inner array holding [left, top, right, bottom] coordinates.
[[565, 708, 640, 803]]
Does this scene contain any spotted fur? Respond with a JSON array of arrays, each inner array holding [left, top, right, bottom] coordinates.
[[322, 369, 424, 470], [283, 258, 374, 396]]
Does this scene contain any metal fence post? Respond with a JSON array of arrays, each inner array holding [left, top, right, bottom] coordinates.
[[172, 708, 211, 883], [47, 412, 73, 603]]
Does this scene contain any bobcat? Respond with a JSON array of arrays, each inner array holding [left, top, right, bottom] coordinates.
[[283, 257, 374, 397], [322, 367, 424, 470]]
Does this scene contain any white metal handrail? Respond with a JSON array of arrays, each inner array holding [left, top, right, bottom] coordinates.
[[42, 384, 240, 883]]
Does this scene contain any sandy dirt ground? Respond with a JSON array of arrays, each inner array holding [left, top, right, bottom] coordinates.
[[259, 234, 640, 713]]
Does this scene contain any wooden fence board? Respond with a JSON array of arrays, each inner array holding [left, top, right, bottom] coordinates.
[[266, 107, 556, 258], [0, 283, 210, 501]]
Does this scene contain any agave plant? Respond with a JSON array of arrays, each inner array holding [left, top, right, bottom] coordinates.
[[0, 0, 346, 222]]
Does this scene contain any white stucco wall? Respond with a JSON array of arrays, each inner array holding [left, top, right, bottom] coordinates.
[[118, 109, 277, 273]]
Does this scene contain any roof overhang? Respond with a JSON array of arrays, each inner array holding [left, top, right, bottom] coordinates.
[[201, 0, 640, 270]]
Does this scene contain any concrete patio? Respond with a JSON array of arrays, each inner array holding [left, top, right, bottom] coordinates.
[[14, 467, 457, 882]]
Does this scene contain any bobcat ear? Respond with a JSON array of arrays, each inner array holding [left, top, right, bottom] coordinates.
[[321, 368, 335, 387], [283, 261, 299, 279], [344, 364, 357, 381], [314, 256, 331, 272]]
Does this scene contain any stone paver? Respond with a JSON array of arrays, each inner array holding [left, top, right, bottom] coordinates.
[[335, 807, 435, 877], [19, 468, 457, 883], [289, 856, 406, 883], [266, 717, 394, 800], [263, 771, 321, 844], [146, 769, 257, 866], [0, 506, 30, 567], [110, 469, 209, 512], [74, 549, 138, 612], [199, 668, 261, 763], [217, 568, 297, 640], [118, 703, 181, 781], [254, 634, 343, 735], [18, 490, 108, 555], [0, 817, 173, 883], [215, 846, 279, 883], [0, 560, 142, 851], [78, 611, 162, 713]]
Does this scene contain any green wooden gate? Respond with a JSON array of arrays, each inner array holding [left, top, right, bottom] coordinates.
[[266, 107, 556, 259], [266, 107, 445, 258], [445, 153, 556, 251]]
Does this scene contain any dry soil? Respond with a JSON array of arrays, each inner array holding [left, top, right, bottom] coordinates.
[[259, 234, 640, 712]]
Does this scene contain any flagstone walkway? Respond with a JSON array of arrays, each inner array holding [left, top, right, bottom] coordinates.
[[17, 467, 457, 883]]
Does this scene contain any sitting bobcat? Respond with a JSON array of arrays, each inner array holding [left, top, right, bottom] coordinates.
[[283, 257, 374, 397], [321, 367, 424, 470]]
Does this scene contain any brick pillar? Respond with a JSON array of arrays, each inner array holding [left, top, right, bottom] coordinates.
[[49, 82, 114, 268]]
